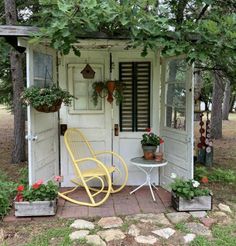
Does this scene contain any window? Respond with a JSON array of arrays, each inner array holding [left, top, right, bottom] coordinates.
[[165, 59, 187, 131], [119, 62, 151, 132], [68, 64, 103, 112], [33, 51, 53, 87]]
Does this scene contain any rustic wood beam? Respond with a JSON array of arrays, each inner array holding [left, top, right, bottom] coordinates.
[[0, 25, 39, 37]]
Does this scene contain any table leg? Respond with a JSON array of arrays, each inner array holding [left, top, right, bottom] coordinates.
[[130, 180, 148, 194]]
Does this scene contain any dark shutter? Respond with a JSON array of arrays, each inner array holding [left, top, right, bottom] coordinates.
[[119, 62, 150, 132]]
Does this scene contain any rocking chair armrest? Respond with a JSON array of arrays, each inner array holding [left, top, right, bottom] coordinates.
[[94, 151, 128, 170], [94, 151, 121, 159]]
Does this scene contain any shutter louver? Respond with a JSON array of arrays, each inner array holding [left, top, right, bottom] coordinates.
[[120, 62, 150, 132]]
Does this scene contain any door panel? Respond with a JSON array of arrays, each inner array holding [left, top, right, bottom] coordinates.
[[160, 57, 194, 188], [59, 53, 111, 187], [27, 45, 59, 185], [113, 52, 159, 185]]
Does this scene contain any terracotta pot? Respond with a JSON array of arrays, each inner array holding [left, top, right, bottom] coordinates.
[[107, 93, 114, 103], [155, 152, 163, 162], [107, 81, 116, 93], [142, 145, 157, 160]]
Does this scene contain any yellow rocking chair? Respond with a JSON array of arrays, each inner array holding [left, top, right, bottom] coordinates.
[[58, 128, 128, 207]]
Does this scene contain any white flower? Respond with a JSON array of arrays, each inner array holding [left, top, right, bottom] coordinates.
[[192, 180, 200, 187], [170, 173, 177, 179]]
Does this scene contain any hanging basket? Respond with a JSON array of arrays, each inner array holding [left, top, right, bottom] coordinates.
[[34, 100, 62, 113]]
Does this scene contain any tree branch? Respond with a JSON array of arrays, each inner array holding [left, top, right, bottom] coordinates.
[[196, 4, 209, 22]]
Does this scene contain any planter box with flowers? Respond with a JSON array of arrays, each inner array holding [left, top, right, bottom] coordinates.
[[141, 128, 164, 160], [170, 173, 212, 211], [21, 85, 75, 113], [14, 177, 61, 217]]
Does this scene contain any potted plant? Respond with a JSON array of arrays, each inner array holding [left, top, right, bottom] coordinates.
[[92, 80, 124, 105], [141, 128, 164, 160], [92, 82, 105, 106], [170, 173, 212, 211], [21, 85, 75, 113], [14, 177, 61, 217]]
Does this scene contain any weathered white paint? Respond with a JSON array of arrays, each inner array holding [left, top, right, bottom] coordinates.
[[27, 44, 59, 185], [160, 56, 194, 188]]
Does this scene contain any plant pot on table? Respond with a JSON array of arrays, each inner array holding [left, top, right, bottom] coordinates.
[[142, 145, 157, 160]]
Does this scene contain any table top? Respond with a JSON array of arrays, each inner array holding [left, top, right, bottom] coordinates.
[[130, 157, 168, 168]]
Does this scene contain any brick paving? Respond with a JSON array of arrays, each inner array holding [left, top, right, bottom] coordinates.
[[4, 186, 171, 222]]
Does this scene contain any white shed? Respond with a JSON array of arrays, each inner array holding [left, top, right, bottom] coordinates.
[[1, 25, 194, 188]]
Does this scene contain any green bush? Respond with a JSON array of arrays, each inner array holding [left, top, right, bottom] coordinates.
[[209, 168, 236, 183], [0, 172, 17, 218], [194, 166, 208, 181], [194, 166, 236, 184]]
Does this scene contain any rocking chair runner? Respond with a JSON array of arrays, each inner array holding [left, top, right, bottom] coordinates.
[[58, 128, 128, 207]]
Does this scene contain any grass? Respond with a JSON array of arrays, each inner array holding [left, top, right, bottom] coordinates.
[[190, 223, 236, 246], [175, 222, 190, 233]]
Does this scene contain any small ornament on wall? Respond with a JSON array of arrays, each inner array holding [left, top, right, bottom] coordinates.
[[81, 64, 95, 79]]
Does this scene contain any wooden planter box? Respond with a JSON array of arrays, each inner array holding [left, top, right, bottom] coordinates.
[[14, 199, 57, 217], [172, 192, 212, 211]]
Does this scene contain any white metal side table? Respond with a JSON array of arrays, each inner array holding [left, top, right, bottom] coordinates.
[[129, 157, 168, 201]]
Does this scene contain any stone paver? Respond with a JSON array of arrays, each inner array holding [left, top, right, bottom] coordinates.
[[185, 222, 212, 237], [200, 217, 216, 227], [152, 228, 176, 239], [98, 217, 123, 229], [218, 203, 232, 213], [183, 233, 196, 243], [69, 230, 89, 240], [211, 211, 228, 218], [166, 212, 190, 224], [190, 211, 207, 218], [70, 219, 95, 230], [85, 235, 106, 246], [98, 229, 126, 242], [135, 235, 157, 244], [128, 213, 171, 225], [128, 224, 140, 237]]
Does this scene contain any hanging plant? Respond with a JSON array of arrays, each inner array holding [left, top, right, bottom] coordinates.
[[21, 85, 76, 113], [92, 80, 124, 105]]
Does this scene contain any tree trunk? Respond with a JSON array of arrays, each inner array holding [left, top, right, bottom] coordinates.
[[211, 71, 224, 139], [222, 80, 231, 120], [4, 0, 26, 163]]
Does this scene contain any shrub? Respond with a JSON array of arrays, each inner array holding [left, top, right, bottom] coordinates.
[[209, 168, 236, 183], [194, 166, 208, 181], [0, 173, 17, 218]]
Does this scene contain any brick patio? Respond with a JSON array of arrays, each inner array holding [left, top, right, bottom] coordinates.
[[4, 186, 171, 222]]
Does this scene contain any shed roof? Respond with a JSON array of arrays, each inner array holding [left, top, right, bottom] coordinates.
[[0, 25, 39, 37], [0, 25, 129, 40]]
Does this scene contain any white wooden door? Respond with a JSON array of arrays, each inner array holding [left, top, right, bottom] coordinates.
[[160, 56, 194, 187], [26, 45, 59, 185], [112, 52, 160, 185], [59, 51, 112, 187]]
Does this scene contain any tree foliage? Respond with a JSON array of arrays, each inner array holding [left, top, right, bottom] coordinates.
[[35, 0, 236, 83]]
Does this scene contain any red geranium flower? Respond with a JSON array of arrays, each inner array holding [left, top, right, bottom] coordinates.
[[160, 138, 164, 144], [32, 183, 41, 189], [17, 185, 24, 192], [201, 176, 209, 184], [146, 128, 151, 133]]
